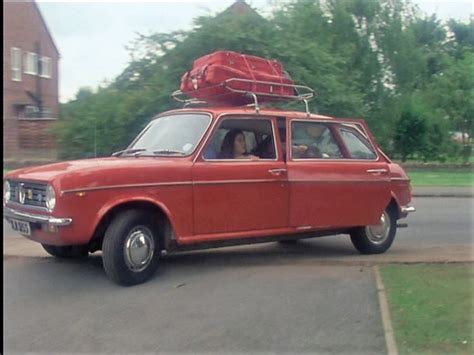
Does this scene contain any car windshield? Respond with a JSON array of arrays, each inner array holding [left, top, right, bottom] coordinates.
[[128, 113, 211, 156]]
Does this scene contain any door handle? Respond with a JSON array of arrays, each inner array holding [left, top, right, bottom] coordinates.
[[268, 168, 287, 176], [366, 169, 388, 174]]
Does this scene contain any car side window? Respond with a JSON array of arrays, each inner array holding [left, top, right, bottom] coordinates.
[[204, 118, 276, 160], [339, 129, 377, 160], [291, 121, 342, 159]]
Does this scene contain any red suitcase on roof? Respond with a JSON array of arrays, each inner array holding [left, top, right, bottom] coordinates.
[[180, 51, 295, 104]]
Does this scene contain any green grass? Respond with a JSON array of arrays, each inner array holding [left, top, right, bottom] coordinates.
[[381, 264, 474, 355], [398, 156, 474, 164], [408, 171, 474, 187]]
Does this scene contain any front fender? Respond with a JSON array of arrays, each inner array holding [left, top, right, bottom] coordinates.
[[92, 194, 176, 238]]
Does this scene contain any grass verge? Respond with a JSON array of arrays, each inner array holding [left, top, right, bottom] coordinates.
[[381, 264, 474, 355], [408, 171, 473, 187]]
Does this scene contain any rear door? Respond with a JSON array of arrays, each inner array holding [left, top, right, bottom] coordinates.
[[287, 118, 391, 229]]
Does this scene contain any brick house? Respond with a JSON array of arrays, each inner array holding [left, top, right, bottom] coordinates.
[[3, 0, 60, 164]]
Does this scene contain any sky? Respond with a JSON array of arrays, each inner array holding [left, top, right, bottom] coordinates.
[[34, 0, 473, 103]]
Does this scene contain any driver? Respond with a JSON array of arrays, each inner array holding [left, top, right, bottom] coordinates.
[[292, 122, 341, 158]]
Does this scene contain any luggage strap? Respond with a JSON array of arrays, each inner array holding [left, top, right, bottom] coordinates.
[[266, 59, 284, 94], [241, 55, 257, 82], [242, 55, 284, 95]]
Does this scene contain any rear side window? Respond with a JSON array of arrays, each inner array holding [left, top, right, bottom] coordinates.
[[291, 121, 343, 159], [340, 129, 377, 160]]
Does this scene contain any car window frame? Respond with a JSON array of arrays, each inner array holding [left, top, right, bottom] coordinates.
[[289, 119, 345, 161], [200, 114, 280, 163], [288, 118, 381, 162], [338, 127, 378, 161], [126, 111, 213, 158]]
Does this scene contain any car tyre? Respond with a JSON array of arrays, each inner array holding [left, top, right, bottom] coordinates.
[[42, 244, 89, 258], [350, 206, 397, 254], [102, 209, 160, 286], [278, 239, 298, 245]]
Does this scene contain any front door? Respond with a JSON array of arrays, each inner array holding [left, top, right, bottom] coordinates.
[[192, 115, 288, 235]]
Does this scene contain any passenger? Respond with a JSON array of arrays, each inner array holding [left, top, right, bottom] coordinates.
[[292, 123, 341, 158], [254, 136, 274, 159], [203, 145, 218, 159], [219, 129, 259, 160]]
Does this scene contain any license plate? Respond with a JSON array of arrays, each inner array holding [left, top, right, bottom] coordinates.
[[10, 219, 31, 236]]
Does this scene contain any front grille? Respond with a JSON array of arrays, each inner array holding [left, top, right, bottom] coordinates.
[[9, 181, 47, 208]]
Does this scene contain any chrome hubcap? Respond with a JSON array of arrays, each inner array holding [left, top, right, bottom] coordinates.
[[366, 211, 391, 245], [124, 226, 155, 272]]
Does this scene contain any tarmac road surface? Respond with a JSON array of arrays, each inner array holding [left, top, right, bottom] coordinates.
[[3, 197, 473, 353], [4, 197, 473, 261], [397, 197, 473, 245], [4, 257, 385, 353]]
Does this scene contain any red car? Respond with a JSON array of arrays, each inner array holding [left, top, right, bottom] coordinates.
[[3, 100, 415, 286]]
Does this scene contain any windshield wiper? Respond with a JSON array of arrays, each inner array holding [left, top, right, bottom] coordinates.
[[152, 149, 186, 156], [111, 148, 147, 157]]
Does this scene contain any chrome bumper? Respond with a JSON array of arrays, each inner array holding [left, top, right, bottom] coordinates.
[[4, 207, 72, 226], [401, 206, 416, 214]]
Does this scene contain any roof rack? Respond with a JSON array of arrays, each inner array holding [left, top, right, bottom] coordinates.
[[172, 78, 316, 116]]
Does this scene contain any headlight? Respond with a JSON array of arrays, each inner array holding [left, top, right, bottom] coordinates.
[[3, 180, 10, 204], [45, 185, 56, 211]]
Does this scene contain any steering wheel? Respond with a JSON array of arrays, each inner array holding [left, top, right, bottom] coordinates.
[[303, 145, 322, 158]]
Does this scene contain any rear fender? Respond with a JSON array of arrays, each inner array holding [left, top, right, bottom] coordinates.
[[389, 191, 402, 219]]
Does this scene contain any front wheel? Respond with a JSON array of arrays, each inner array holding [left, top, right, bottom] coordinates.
[[350, 206, 397, 254], [102, 209, 160, 286], [42, 244, 89, 258]]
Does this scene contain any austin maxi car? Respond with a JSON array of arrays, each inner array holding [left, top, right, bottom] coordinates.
[[3, 85, 415, 286]]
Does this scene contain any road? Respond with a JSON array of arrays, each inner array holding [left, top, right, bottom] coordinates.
[[4, 197, 473, 261], [3, 197, 473, 353], [4, 197, 472, 246], [397, 197, 473, 245]]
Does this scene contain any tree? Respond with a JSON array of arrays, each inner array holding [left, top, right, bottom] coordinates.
[[394, 106, 427, 162], [56, 0, 472, 162], [421, 50, 474, 161]]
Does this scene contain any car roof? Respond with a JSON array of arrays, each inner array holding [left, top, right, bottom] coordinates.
[[160, 106, 346, 121]]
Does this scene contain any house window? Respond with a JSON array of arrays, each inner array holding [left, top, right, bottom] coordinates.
[[25, 105, 40, 118], [24, 52, 38, 75], [41, 107, 52, 118], [11, 47, 22, 81], [23, 106, 53, 119], [39, 56, 52, 78]]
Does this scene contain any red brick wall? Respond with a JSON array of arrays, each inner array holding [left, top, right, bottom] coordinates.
[[18, 120, 57, 149], [3, 118, 19, 156], [3, 1, 59, 161]]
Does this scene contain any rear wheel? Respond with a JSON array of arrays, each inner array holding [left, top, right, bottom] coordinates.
[[350, 206, 397, 254], [102, 209, 160, 286], [42, 244, 89, 258]]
